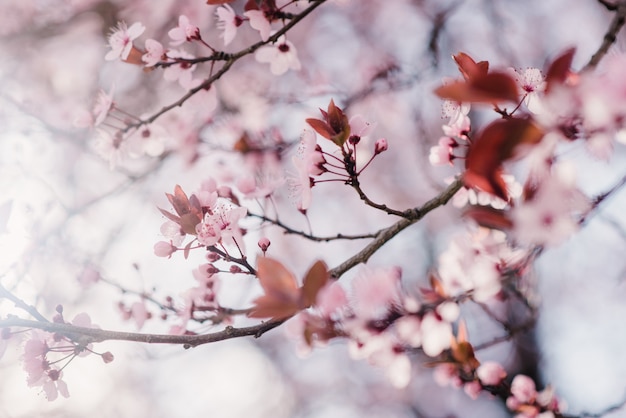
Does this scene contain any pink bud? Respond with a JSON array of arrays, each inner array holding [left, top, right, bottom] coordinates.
[[374, 138, 388, 154], [477, 361, 507, 386], [229, 265, 242, 273], [154, 241, 176, 258], [217, 186, 233, 198], [206, 252, 220, 262], [510, 374, 537, 403], [258, 237, 271, 252], [101, 351, 115, 363]]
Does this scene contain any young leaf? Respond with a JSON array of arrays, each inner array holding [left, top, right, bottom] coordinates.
[[464, 118, 544, 199], [300, 260, 329, 308], [545, 47, 576, 93], [249, 258, 300, 320]]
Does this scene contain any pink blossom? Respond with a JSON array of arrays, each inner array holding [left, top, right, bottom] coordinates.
[[289, 155, 313, 212], [130, 301, 150, 329], [477, 361, 507, 385], [216, 5, 243, 45], [168, 15, 200, 46], [244, 10, 271, 42], [433, 363, 462, 387], [464, 381, 482, 400], [255, 35, 301, 75], [92, 87, 115, 127], [154, 240, 177, 258], [315, 282, 348, 318], [420, 312, 452, 357], [105, 21, 145, 61], [429, 137, 456, 166], [349, 114, 376, 140], [196, 204, 247, 247], [395, 315, 422, 347], [510, 374, 537, 404], [442, 113, 471, 139], [442, 99, 470, 122], [142, 39, 165, 67], [512, 163, 590, 247], [508, 67, 546, 114], [163, 49, 200, 89], [351, 266, 401, 319], [297, 129, 326, 176]]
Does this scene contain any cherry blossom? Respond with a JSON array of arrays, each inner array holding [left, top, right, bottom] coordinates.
[[429, 136, 456, 166], [255, 35, 301, 75], [512, 163, 590, 247], [163, 49, 200, 89], [476, 361, 507, 385], [244, 10, 271, 42], [168, 15, 201, 46], [154, 241, 177, 258], [142, 39, 165, 67], [105, 21, 145, 61], [508, 67, 546, 114], [196, 204, 247, 247], [216, 4, 243, 46], [92, 87, 115, 127], [350, 266, 402, 319]]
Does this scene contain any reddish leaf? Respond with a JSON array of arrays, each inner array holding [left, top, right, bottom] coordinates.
[[166, 185, 192, 217], [249, 258, 300, 320], [463, 206, 513, 230], [306, 118, 335, 140], [305, 99, 351, 147], [158, 207, 181, 224], [435, 72, 519, 104], [207, 0, 235, 4], [464, 118, 544, 200], [300, 260, 329, 308], [545, 47, 576, 93], [183, 241, 193, 260], [453, 52, 489, 81]]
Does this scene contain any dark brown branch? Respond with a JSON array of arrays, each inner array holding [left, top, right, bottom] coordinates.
[[584, 1, 626, 70], [248, 212, 378, 242], [0, 316, 284, 348], [122, 0, 327, 133], [329, 178, 463, 279]]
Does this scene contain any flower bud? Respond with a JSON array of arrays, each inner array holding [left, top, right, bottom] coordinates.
[[374, 138, 388, 154], [258, 237, 271, 253]]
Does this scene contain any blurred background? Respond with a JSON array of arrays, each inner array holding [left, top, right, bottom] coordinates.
[[1, 0, 626, 416]]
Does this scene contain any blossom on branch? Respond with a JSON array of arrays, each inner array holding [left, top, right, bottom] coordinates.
[[255, 35, 301, 76], [105, 21, 145, 61], [168, 15, 201, 46]]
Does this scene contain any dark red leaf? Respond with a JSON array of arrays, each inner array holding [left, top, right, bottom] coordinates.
[[435, 72, 519, 104], [464, 118, 544, 200], [300, 260, 329, 308], [306, 118, 334, 140], [545, 48, 576, 93], [463, 206, 513, 230], [453, 52, 489, 80], [158, 207, 181, 224]]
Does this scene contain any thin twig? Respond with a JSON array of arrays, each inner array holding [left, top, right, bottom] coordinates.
[[329, 178, 463, 279], [584, 1, 626, 71]]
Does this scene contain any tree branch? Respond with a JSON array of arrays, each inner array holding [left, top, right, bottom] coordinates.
[[329, 178, 463, 279], [0, 316, 284, 348], [584, 0, 626, 71]]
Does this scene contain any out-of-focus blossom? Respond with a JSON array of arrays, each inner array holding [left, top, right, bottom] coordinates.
[[245, 10, 271, 42], [168, 15, 200, 46], [142, 39, 165, 67], [105, 22, 145, 61], [255, 35, 301, 75], [216, 5, 243, 45]]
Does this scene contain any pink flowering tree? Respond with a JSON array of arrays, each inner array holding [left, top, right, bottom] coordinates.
[[2, 0, 626, 416]]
